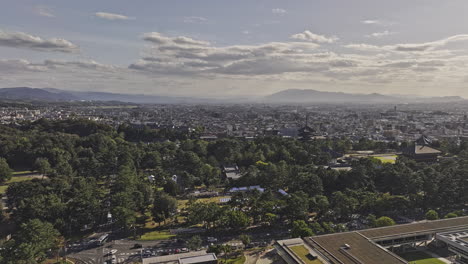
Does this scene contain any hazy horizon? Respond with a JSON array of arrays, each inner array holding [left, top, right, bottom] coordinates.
[[2, 0, 468, 98]]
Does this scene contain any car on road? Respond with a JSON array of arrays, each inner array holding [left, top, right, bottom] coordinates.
[[133, 243, 143, 249], [207, 237, 217, 243]]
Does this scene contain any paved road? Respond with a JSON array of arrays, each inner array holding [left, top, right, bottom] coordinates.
[[67, 238, 180, 264], [67, 228, 290, 264]]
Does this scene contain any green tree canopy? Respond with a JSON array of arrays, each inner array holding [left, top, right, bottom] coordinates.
[[0, 219, 61, 264], [425, 209, 439, 220], [0, 157, 12, 183], [375, 216, 396, 227], [291, 220, 314, 238]]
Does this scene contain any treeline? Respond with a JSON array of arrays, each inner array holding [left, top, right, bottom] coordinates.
[[1, 119, 468, 262]]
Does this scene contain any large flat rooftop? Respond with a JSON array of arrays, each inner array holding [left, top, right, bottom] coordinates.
[[360, 216, 468, 239], [306, 232, 406, 264], [294, 216, 468, 264]]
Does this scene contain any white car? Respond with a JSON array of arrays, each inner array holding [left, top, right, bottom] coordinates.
[[207, 237, 217, 242]]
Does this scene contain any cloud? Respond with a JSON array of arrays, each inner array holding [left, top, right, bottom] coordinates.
[[272, 8, 287, 15], [0, 59, 48, 73], [183, 16, 208, 24], [366, 30, 395, 38], [131, 32, 344, 77], [43, 59, 116, 71], [6, 29, 468, 98], [0, 30, 78, 53], [34, 6, 54, 18], [346, 34, 468, 53], [143, 32, 210, 47], [393, 34, 468, 52], [361, 20, 381, 25], [95, 12, 133, 21], [290, 30, 338, 44]]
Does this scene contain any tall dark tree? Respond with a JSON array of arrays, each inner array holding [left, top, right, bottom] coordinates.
[[0, 157, 12, 183]]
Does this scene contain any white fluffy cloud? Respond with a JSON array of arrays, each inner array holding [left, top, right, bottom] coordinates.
[[366, 30, 395, 38], [361, 20, 381, 25], [346, 34, 468, 53], [95, 12, 133, 21], [0, 30, 78, 53], [131, 32, 330, 76], [290, 30, 338, 44], [5, 30, 468, 97]]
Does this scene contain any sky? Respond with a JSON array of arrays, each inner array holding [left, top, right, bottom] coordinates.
[[1, 0, 468, 98]]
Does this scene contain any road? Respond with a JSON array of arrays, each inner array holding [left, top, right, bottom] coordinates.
[[67, 228, 290, 264], [67, 238, 180, 264]]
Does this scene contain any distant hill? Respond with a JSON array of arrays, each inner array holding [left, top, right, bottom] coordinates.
[[0, 87, 465, 104], [0, 87, 212, 104], [0, 87, 78, 101], [265, 89, 465, 104]]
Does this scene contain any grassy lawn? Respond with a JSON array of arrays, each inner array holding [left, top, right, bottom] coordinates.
[[220, 255, 246, 264], [0, 175, 42, 194], [373, 155, 397, 164], [178, 196, 232, 209], [12, 170, 34, 175], [289, 245, 324, 264], [399, 251, 446, 264], [0, 185, 7, 194], [138, 229, 175, 241]]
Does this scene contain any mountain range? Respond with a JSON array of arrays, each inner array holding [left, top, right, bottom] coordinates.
[[0, 87, 211, 104], [265, 89, 465, 104], [0, 87, 465, 104]]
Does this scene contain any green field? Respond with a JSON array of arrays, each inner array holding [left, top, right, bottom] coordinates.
[[138, 230, 175, 241], [221, 255, 246, 264], [399, 251, 446, 264], [373, 155, 398, 164], [178, 196, 232, 209], [0, 175, 42, 194], [289, 245, 324, 264]]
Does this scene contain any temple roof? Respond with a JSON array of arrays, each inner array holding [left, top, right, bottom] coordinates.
[[416, 135, 432, 146]]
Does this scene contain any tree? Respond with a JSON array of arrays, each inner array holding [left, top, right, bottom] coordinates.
[[112, 206, 136, 231], [0, 158, 12, 183], [263, 213, 277, 226], [239, 234, 251, 247], [291, 220, 314, 238], [366, 214, 377, 228], [0, 219, 61, 264], [33, 158, 52, 176], [375, 216, 395, 227], [331, 191, 358, 220], [425, 209, 439, 220], [310, 222, 324, 235], [187, 235, 202, 251], [445, 213, 458, 219], [207, 244, 223, 255], [284, 191, 310, 221], [311, 195, 329, 217], [221, 244, 232, 262], [222, 210, 250, 229], [152, 192, 177, 224]]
